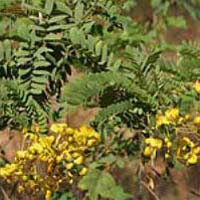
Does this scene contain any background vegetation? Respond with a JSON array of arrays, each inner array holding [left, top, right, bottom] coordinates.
[[1, 0, 200, 199]]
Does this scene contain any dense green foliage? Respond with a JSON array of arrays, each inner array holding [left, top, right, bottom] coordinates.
[[1, 0, 200, 199], [1, 0, 200, 132]]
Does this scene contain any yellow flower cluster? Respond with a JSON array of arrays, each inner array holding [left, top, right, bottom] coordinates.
[[143, 136, 172, 159], [193, 116, 200, 126], [0, 123, 100, 200], [164, 137, 172, 159], [143, 137, 163, 158], [143, 135, 200, 165], [156, 107, 200, 134], [156, 107, 180, 128], [156, 107, 193, 128], [177, 137, 200, 165], [145, 85, 200, 167]]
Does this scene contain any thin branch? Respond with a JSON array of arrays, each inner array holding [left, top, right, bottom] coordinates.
[[190, 189, 200, 197], [0, 186, 11, 200], [141, 181, 161, 200]]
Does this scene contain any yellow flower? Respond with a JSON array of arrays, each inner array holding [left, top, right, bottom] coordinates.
[[17, 185, 25, 193], [79, 125, 100, 142], [183, 146, 200, 165], [63, 150, 72, 161], [193, 81, 200, 93], [0, 163, 19, 177], [165, 107, 179, 122], [79, 125, 92, 136], [177, 137, 200, 165], [50, 123, 68, 135], [56, 155, 63, 163], [177, 114, 189, 124], [164, 137, 172, 159], [26, 154, 35, 160], [193, 116, 200, 126], [165, 153, 170, 159], [24, 133, 38, 141], [143, 146, 154, 157], [193, 146, 200, 154], [15, 171, 23, 176], [22, 128, 28, 134], [164, 137, 172, 148], [87, 139, 98, 147], [69, 179, 74, 185], [39, 155, 49, 162], [0, 123, 101, 196], [39, 136, 55, 153], [45, 190, 51, 200], [143, 138, 162, 158], [72, 152, 81, 158], [15, 151, 26, 159], [184, 153, 198, 165], [22, 175, 28, 181], [182, 137, 195, 148], [66, 128, 74, 135], [58, 141, 68, 151], [156, 115, 170, 128], [74, 155, 84, 165], [68, 136, 74, 142], [66, 163, 74, 170], [79, 167, 87, 176], [145, 138, 163, 149], [29, 143, 43, 154], [184, 114, 190, 121]]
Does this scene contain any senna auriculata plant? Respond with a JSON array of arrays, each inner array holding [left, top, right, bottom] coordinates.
[[0, 123, 100, 200]]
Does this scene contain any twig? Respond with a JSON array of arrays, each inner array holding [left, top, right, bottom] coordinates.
[[0, 186, 11, 200], [141, 181, 161, 200], [10, 182, 18, 198], [150, 166, 162, 177], [190, 189, 200, 197]]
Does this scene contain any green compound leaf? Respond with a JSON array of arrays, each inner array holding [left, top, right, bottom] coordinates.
[[166, 16, 186, 28], [74, 2, 84, 23], [45, 0, 54, 15], [55, 1, 72, 16], [78, 169, 132, 200]]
